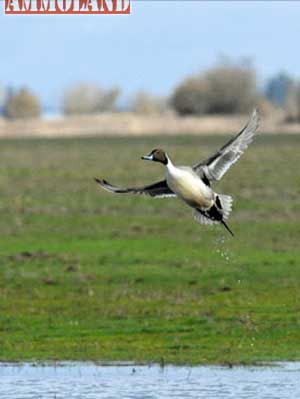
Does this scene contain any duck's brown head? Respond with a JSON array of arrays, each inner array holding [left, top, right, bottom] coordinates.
[[141, 149, 168, 165]]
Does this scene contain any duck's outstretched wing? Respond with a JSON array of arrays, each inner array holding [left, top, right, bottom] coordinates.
[[193, 109, 259, 182], [95, 178, 176, 198]]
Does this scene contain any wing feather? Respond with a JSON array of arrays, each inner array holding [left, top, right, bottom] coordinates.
[[95, 178, 176, 198], [193, 109, 259, 181]]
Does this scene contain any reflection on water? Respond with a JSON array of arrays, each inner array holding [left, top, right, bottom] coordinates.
[[0, 362, 299, 399]]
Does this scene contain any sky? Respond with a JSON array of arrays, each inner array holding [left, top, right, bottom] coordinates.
[[1, 1, 300, 108]]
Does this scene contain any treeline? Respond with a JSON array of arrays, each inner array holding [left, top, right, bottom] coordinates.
[[0, 88, 41, 119], [1, 59, 300, 121]]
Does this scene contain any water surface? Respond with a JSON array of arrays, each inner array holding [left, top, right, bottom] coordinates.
[[0, 362, 299, 399]]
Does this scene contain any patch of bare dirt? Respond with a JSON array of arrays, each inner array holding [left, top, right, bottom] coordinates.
[[1, 112, 299, 138]]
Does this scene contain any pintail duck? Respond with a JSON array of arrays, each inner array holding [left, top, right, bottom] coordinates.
[[95, 109, 259, 236]]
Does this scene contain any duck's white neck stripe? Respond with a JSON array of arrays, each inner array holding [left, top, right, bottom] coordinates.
[[166, 155, 175, 171]]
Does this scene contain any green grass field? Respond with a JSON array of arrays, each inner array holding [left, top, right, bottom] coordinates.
[[0, 134, 299, 365]]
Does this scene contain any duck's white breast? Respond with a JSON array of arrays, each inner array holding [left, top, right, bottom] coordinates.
[[166, 165, 213, 208]]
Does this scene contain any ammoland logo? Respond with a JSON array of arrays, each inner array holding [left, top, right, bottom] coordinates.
[[5, 0, 130, 14]]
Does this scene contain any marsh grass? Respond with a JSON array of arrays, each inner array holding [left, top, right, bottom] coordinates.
[[0, 134, 299, 364]]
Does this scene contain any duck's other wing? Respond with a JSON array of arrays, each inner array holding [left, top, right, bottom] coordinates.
[[95, 178, 176, 198], [193, 109, 259, 182]]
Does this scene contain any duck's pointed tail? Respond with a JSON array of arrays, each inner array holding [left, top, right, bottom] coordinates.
[[221, 220, 234, 237]]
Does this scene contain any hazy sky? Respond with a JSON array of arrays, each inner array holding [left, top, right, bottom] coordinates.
[[1, 1, 300, 107]]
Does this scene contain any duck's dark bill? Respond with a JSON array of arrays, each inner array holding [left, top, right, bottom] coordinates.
[[141, 155, 153, 161]]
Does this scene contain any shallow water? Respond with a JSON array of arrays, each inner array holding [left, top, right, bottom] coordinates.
[[0, 362, 299, 399]]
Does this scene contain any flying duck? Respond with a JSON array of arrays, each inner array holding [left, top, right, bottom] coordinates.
[[95, 109, 259, 236]]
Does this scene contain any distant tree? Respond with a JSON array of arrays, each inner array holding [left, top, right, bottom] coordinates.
[[170, 77, 211, 116], [4, 88, 42, 119], [171, 60, 256, 116], [0, 85, 5, 115], [63, 83, 120, 115], [206, 64, 256, 114], [100, 87, 120, 112], [285, 83, 300, 122], [265, 72, 293, 106], [131, 91, 169, 114]]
